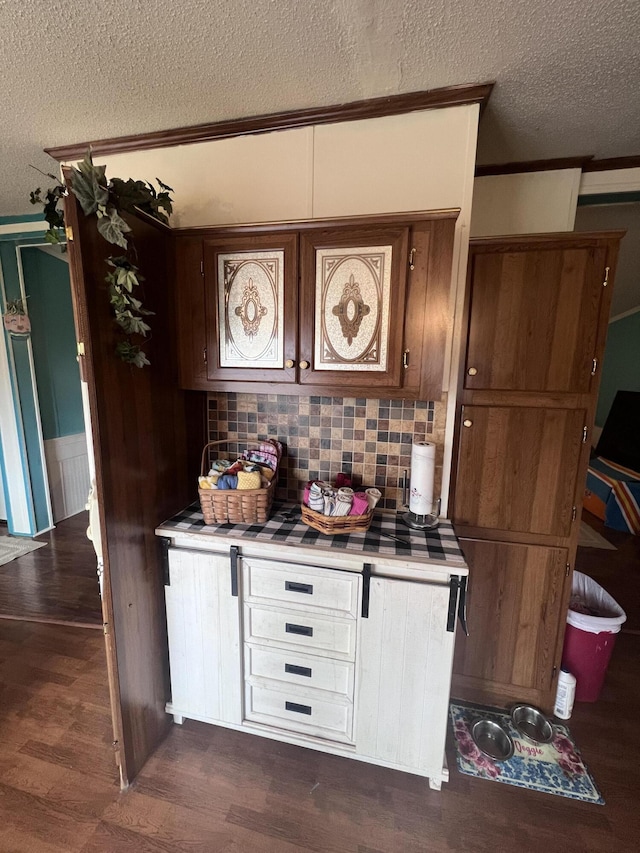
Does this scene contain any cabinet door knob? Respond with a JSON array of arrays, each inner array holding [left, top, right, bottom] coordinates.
[[299, 360, 310, 370], [285, 359, 295, 369], [463, 419, 473, 428], [467, 367, 478, 376]]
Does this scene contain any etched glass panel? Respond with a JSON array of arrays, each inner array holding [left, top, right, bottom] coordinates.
[[314, 245, 392, 371], [218, 250, 284, 368]]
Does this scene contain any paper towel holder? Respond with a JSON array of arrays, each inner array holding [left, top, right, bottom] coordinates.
[[400, 469, 440, 530]]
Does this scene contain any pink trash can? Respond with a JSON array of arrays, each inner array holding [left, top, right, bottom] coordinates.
[[561, 572, 626, 702]]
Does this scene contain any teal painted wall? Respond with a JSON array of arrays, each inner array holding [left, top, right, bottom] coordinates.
[[596, 311, 640, 427], [21, 248, 83, 440], [0, 239, 47, 531]]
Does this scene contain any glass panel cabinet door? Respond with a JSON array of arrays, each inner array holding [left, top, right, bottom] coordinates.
[[299, 226, 409, 388], [204, 233, 298, 383]]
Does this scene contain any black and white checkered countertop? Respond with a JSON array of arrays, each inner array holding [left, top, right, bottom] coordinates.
[[157, 501, 466, 566]]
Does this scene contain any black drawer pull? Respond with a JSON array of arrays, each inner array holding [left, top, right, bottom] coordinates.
[[285, 663, 312, 678], [285, 623, 313, 637], [285, 580, 314, 595], [286, 701, 312, 715]]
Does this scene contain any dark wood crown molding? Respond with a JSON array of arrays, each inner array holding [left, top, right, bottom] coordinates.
[[45, 82, 494, 162], [475, 156, 593, 177], [583, 155, 640, 172], [476, 154, 640, 177]]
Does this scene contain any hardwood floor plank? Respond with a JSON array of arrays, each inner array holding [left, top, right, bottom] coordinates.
[[0, 780, 98, 851], [0, 513, 102, 626], [99, 789, 305, 853]]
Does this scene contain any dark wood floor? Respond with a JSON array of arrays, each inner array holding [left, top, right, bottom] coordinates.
[[0, 512, 102, 627], [0, 511, 636, 850]]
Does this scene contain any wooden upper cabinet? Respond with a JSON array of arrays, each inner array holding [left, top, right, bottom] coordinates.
[[452, 538, 568, 711], [203, 232, 298, 384], [464, 242, 609, 393], [298, 224, 409, 389], [174, 212, 458, 398], [453, 404, 585, 537]]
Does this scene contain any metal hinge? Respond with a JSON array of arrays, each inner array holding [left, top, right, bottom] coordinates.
[[402, 350, 409, 369], [65, 225, 74, 242], [203, 347, 207, 364], [552, 665, 558, 680], [566, 563, 571, 578], [591, 357, 598, 376], [572, 506, 577, 522], [200, 260, 204, 276], [77, 341, 85, 357], [603, 266, 610, 287], [103, 622, 110, 636], [582, 426, 588, 444]]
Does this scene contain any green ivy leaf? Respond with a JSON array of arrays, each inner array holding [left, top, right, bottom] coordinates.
[[109, 178, 152, 213], [116, 341, 150, 368], [116, 312, 151, 336], [107, 176, 174, 224], [70, 151, 108, 215], [96, 207, 131, 248], [44, 228, 63, 244]]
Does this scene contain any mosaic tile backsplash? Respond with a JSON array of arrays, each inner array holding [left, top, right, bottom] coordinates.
[[208, 393, 445, 510]]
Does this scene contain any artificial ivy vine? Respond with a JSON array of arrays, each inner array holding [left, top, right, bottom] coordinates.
[[30, 151, 174, 367]]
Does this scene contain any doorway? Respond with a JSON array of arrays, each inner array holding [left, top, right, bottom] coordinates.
[[18, 245, 90, 524], [573, 199, 640, 435], [0, 239, 91, 533]]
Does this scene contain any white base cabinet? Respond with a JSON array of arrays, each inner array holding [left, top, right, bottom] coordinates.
[[161, 534, 467, 791]]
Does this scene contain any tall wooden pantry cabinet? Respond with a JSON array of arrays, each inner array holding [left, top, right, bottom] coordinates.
[[450, 231, 623, 712]]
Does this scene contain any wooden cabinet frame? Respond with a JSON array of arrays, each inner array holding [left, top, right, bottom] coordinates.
[[450, 231, 624, 711], [175, 210, 458, 401]]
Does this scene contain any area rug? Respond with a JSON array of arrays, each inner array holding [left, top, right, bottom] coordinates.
[[578, 521, 616, 550], [0, 534, 47, 567], [450, 702, 604, 804]]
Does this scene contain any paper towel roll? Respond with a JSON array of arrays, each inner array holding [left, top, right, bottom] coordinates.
[[409, 441, 435, 516]]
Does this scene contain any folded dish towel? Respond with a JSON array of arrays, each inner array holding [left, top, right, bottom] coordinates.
[[199, 474, 219, 489], [323, 494, 336, 516], [217, 474, 238, 490], [237, 470, 262, 490], [350, 493, 369, 515]]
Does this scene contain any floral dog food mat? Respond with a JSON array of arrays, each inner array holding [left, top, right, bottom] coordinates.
[[450, 702, 604, 804]]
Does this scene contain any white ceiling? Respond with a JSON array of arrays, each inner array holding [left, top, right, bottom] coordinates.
[[2, 0, 638, 218]]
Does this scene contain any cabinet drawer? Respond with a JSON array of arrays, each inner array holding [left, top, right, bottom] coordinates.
[[244, 605, 356, 660], [243, 557, 360, 617], [246, 645, 354, 698], [245, 683, 353, 742]]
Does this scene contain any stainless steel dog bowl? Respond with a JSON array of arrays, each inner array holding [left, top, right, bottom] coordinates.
[[471, 719, 514, 761], [511, 704, 554, 744]]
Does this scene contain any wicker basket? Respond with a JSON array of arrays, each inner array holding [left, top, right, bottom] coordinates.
[[198, 439, 279, 525], [300, 503, 372, 535]]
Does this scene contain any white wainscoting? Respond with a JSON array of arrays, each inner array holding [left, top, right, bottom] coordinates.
[[44, 432, 90, 522]]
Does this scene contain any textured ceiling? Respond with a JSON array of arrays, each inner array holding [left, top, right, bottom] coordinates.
[[1, 0, 638, 216]]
